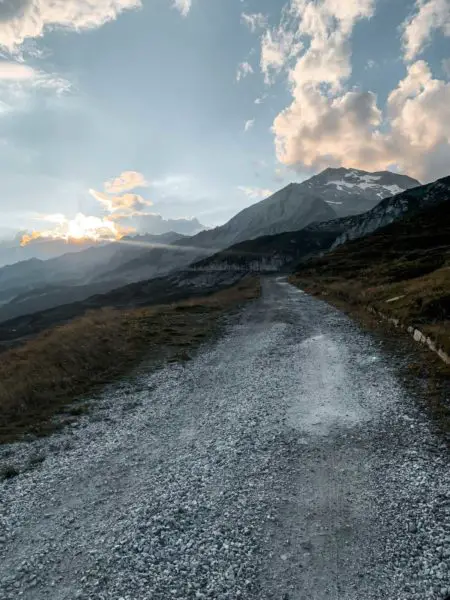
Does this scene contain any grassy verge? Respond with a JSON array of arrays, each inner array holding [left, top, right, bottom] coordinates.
[[290, 267, 450, 358], [0, 277, 260, 445]]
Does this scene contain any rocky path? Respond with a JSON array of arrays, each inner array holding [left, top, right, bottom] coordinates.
[[1, 277, 449, 600]]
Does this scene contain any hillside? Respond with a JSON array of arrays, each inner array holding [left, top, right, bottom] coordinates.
[[0, 269, 250, 348], [291, 192, 450, 358], [192, 175, 450, 275], [192, 229, 339, 273]]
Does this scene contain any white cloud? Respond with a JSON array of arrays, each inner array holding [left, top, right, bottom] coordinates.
[[236, 61, 254, 82], [244, 119, 255, 132], [260, 26, 301, 84], [254, 94, 268, 104], [267, 0, 448, 181], [443, 57, 450, 77], [402, 0, 450, 62], [241, 12, 268, 32], [173, 0, 192, 17], [238, 186, 273, 200], [104, 170, 148, 194], [0, 61, 35, 80], [274, 57, 450, 182], [0, 60, 72, 112], [89, 170, 152, 219], [0, 0, 142, 52]]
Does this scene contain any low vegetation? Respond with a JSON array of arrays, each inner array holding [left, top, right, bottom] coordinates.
[[290, 198, 450, 358], [0, 277, 260, 445]]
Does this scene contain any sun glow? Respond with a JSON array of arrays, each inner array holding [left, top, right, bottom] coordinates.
[[20, 213, 134, 246]]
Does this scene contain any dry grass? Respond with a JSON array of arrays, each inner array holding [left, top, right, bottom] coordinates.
[[291, 267, 450, 356], [290, 198, 450, 359], [0, 277, 260, 444]]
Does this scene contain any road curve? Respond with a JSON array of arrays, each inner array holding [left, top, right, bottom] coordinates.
[[1, 277, 449, 600]]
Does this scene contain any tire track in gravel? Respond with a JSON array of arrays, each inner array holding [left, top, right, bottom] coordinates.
[[1, 276, 449, 600]]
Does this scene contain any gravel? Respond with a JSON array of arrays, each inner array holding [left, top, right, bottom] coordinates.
[[0, 276, 449, 599]]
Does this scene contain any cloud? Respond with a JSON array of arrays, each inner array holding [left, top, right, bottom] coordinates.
[[443, 57, 450, 77], [89, 171, 152, 218], [0, 60, 72, 112], [274, 58, 450, 181], [89, 190, 153, 216], [173, 0, 192, 17], [0, 61, 71, 94], [244, 119, 254, 132], [260, 25, 301, 84], [241, 12, 268, 32], [104, 170, 148, 194], [236, 61, 254, 82], [238, 186, 273, 200], [0, 61, 35, 80], [402, 0, 450, 62], [264, 0, 450, 181], [254, 95, 267, 104], [0, 0, 142, 52], [21, 212, 133, 245]]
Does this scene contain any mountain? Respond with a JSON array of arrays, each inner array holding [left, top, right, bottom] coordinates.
[[0, 269, 249, 346], [188, 185, 337, 248], [0, 236, 99, 269], [307, 174, 450, 250], [191, 175, 450, 274], [303, 167, 420, 217], [191, 229, 339, 273], [2, 177, 447, 346], [117, 214, 205, 237]]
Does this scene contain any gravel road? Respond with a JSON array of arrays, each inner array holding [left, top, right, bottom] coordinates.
[[1, 276, 449, 600]]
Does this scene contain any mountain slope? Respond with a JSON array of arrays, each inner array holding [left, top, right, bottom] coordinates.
[[291, 185, 450, 357], [188, 186, 337, 248], [192, 229, 339, 273], [192, 175, 450, 274]]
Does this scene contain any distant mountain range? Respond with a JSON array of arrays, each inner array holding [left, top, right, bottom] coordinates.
[[0, 167, 423, 324], [0, 217, 203, 269]]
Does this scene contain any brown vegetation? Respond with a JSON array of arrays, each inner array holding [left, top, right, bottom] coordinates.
[[290, 198, 450, 359], [0, 277, 260, 444]]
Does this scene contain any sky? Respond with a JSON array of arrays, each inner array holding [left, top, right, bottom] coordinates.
[[0, 0, 449, 240]]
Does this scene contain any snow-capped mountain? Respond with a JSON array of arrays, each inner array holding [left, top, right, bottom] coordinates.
[[305, 175, 450, 251], [302, 167, 420, 217], [328, 175, 450, 249]]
